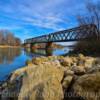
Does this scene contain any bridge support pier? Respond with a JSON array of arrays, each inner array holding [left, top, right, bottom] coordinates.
[[30, 43, 38, 53], [45, 42, 53, 56]]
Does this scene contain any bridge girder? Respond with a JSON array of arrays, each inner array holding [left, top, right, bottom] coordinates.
[[24, 24, 99, 44]]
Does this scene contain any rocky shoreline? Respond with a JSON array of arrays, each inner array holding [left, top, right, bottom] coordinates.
[[0, 54, 100, 100]]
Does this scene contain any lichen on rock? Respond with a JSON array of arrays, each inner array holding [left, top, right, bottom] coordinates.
[[72, 72, 100, 100]]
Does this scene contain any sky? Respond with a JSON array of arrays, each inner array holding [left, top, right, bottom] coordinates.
[[0, 0, 98, 42]]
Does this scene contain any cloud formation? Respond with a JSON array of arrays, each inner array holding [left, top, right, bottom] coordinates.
[[0, 0, 97, 40]]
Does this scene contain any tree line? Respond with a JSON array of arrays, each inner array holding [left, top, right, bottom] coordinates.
[[0, 30, 21, 46]]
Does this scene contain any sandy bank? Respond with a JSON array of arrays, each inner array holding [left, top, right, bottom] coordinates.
[[0, 45, 21, 48]]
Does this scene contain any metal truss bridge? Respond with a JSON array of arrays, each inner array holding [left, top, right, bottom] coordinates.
[[24, 24, 99, 44]]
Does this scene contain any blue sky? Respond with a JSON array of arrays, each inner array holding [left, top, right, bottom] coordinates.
[[0, 0, 98, 42]]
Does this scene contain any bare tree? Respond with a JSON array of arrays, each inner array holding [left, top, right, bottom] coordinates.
[[0, 31, 4, 45], [15, 38, 21, 46], [74, 0, 100, 55], [6, 32, 16, 46], [77, 0, 100, 31], [0, 30, 21, 46]]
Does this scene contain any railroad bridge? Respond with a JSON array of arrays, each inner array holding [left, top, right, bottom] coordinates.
[[24, 24, 99, 54]]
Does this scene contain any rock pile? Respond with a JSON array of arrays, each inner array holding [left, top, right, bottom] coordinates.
[[1, 54, 100, 100]]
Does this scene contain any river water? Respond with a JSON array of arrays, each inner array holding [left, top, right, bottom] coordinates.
[[0, 47, 72, 82]]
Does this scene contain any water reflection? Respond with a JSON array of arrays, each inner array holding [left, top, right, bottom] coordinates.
[[24, 47, 72, 56], [0, 48, 32, 82], [0, 48, 21, 64], [24, 48, 53, 56], [0, 47, 72, 81]]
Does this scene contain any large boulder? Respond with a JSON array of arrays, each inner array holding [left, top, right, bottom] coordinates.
[[59, 57, 73, 67], [71, 65, 86, 75], [5, 61, 64, 100], [72, 72, 100, 100], [62, 75, 73, 90], [86, 65, 100, 74], [84, 57, 96, 70]]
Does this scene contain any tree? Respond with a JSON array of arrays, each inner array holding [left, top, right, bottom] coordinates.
[[77, 0, 100, 31], [0, 30, 21, 46], [15, 38, 21, 46], [6, 32, 15, 46], [74, 0, 100, 56], [0, 31, 4, 45]]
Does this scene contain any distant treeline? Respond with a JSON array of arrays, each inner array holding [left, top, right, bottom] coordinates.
[[0, 30, 21, 46]]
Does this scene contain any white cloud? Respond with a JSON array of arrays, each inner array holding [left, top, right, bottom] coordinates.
[[0, 25, 21, 30], [0, 0, 87, 31]]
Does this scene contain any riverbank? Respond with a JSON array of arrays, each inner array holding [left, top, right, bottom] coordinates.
[[0, 45, 21, 48], [0, 54, 100, 100]]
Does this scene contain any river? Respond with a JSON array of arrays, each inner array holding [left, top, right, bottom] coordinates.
[[0, 47, 72, 82]]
